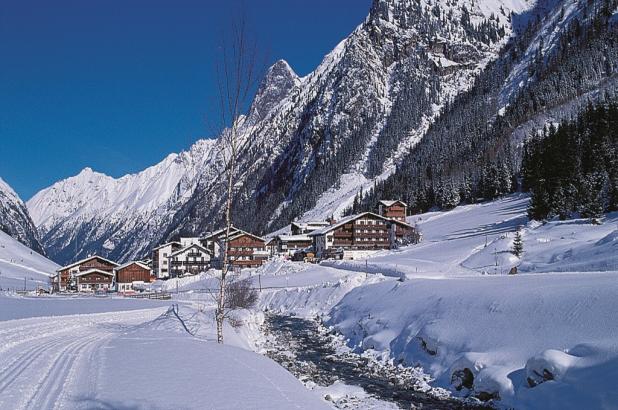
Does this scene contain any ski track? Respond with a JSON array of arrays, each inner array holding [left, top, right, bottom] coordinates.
[[0, 308, 166, 410]]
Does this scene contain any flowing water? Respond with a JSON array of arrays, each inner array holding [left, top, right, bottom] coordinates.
[[264, 315, 490, 409]]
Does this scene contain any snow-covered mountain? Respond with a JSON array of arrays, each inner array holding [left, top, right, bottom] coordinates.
[[27, 140, 219, 264], [0, 177, 44, 254], [29, 0, 614, 265]]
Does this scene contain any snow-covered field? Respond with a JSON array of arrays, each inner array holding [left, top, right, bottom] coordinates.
[[0, 294, 329, 410]]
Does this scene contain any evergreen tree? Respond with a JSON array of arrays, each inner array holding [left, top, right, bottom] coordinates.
[[512, 229, 524, 257]]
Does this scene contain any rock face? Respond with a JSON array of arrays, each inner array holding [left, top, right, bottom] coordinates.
[[0, 177, 44, 254], [28, 0, 560, 265]]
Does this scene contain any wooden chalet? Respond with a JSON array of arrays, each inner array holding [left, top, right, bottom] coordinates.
[[114, 261, 153, 293], [55, 255, 119, 292], [309, 212, 416, 259], [227, 231, 269, 268], [378, 200, 408, 222], [200, 227, 241, 259]]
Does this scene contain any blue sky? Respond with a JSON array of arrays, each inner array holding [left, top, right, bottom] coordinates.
[[0, 0, 371, 200]]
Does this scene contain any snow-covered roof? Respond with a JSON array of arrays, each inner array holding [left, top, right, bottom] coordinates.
[[308, 212, 413, 236], [168, 243, 211, 258], [277, 234, 312, 242], [57, 255, 120, 272], [152, 241, 182, 251], [114, 261, 151, 272], [74, 268, 115, 277], [379, 200, 407, 207], [291, 221, 330, 229]]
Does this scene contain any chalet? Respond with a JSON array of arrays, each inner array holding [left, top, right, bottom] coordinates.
[[200, 227, 241, 259], [152, 241, 182, 279], [290, 221, 331, 235], [275, 234, 312, 256], [114, 261, 152, 293], [378, 200, 408, 222], [226, 231, 269, 268], [55, 255, 119, 292], [168, 243, 212, 277], [309, 212, 416, 259]]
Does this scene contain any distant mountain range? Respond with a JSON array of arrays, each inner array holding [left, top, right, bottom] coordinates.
[[14, 0, 617, 265]]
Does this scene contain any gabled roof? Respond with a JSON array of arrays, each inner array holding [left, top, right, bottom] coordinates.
[[168, 243, 212, 258], [114, 261, 152, 272], [379, 200, 407, 207], [57, 255, 120, 272], [75, 268, 115, 277], [201, 227, 240, 241], [228, 230, 266, 243], [152, 241, 182, 251], [308, 212, 413, 236]]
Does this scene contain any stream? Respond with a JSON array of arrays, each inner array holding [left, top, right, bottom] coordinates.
[[264, 315, 490, 410]]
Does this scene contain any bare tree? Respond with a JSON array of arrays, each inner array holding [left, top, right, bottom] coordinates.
[[221, 278, 259, 328], [213, 12, 263, 344]]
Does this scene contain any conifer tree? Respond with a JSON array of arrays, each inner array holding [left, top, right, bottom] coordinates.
[[512, 229, 524, 257]]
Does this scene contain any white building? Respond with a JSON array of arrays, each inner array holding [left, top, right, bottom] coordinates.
[[168, 244, 212, 277], [152, 241, 182, 279]]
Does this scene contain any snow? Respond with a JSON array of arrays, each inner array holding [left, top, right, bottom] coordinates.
[[250, 195, 618, 408], [0, 296, 329, 410], [0, 230, 57, 291]]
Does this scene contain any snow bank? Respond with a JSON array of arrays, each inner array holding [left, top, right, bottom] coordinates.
[[328, 272, 618, 407]]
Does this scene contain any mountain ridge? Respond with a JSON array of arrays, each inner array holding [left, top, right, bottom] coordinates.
[[30, 0, 609, 265]]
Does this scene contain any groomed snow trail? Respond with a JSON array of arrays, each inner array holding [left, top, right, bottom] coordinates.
[[0, 308, 167, 410]]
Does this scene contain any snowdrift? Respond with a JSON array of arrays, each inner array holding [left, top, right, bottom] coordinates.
[[328, 272, 618, 407]]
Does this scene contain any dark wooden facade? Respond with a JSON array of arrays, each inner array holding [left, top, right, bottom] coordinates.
[[228, 233, 268, 268], [332, 214, 391, 250], [56, 256, 118, 292], [116, 262, 152, 284], [311, 212, 417, 258], [379, 200, 407, 222]]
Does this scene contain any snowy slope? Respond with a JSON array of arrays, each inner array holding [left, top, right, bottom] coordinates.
[[0, 177, 43, 254], [0, 230, 57, 290]]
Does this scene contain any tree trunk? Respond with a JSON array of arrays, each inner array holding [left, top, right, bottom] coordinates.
[[216, 127, 237, 344]]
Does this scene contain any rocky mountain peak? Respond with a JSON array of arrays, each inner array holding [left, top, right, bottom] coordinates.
[[248, 59, 300, 124]]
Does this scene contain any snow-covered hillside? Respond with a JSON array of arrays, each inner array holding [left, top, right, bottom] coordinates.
[[0, 177, 43, 254], [28, 0, 537, 264], [0, 230, 57, 290]]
